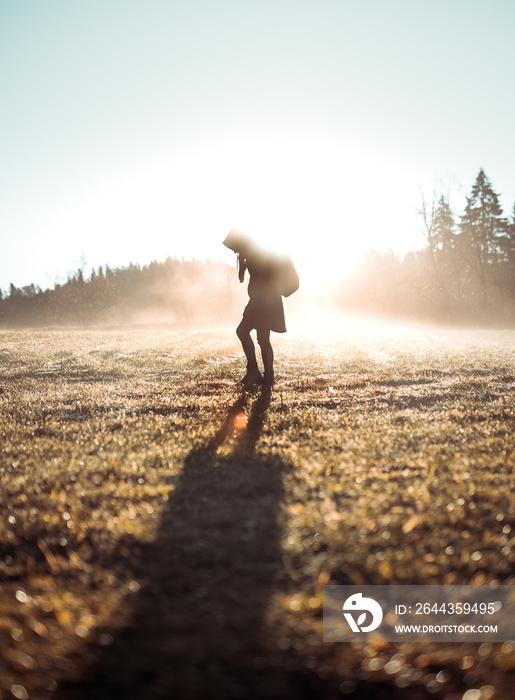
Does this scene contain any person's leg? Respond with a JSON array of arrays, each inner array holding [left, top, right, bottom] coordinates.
[[236, 318, 262, 385], [257, 327, 274, 385]]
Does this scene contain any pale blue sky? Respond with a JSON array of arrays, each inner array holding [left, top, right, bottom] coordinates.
[[1, 0, 515, 291]]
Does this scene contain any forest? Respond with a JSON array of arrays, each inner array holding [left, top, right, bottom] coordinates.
[[341, 169, 515, 326], [0, 258, 238, 329], [2, 169, 515, 328]]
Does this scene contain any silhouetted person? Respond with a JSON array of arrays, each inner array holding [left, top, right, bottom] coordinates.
[[224, 230, 286, 388]]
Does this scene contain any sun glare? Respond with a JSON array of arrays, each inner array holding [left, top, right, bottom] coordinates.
[[40, 127, 423, 290]]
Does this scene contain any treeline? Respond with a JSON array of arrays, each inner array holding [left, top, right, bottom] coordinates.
[[2, 169, 515, 328], [340, 169, 515, 325], [0, 258, 240, 328]]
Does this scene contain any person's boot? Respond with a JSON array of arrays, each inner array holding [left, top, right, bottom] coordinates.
[[240, 364, 263, 388]]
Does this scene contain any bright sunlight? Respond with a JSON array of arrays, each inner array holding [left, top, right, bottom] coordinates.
[[40, 126, 425, 290]]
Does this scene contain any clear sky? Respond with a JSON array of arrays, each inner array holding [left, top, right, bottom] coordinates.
[[1, 0, 515, 292]]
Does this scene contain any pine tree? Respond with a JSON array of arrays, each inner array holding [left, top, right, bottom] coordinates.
[[458, 169, 508, 308], [418, 192, 463, 319], [460, 170, 507, 263], [432, 195, 465, 316], [432, 195, 455, 255]]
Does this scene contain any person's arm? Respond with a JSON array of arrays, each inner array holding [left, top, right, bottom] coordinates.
[[237, 254, 247, 283]]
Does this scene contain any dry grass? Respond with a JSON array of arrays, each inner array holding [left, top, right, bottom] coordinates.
[[1, 327, 515, 699]]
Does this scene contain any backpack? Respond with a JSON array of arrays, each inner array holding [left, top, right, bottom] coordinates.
[[277, 257, 300, 297]]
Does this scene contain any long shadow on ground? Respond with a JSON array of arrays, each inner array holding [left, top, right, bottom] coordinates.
[[57, 388, 293, 699], [57, 388, 439, 700]]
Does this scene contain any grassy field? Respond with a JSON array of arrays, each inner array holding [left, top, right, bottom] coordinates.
[[1, 326, 515, 700]]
